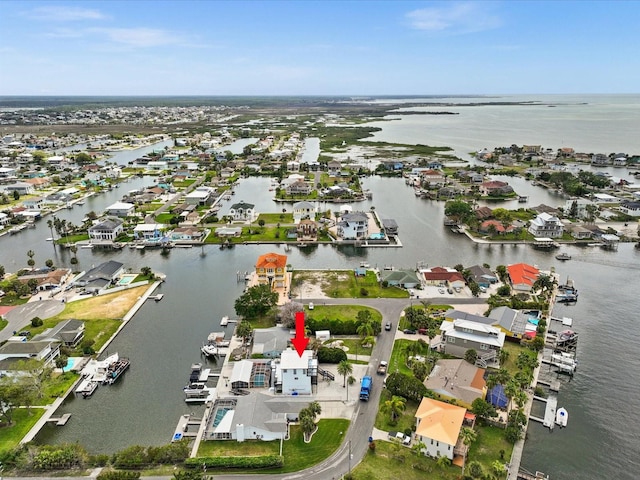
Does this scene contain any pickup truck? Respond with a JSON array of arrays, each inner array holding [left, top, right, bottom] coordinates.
[[388, 431, 411, 445], [377, 360, 388, 376]]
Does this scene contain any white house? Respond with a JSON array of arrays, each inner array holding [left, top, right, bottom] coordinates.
[[292, 201, 316, 224], [229, 201, 256, 222], [415, 398, 466, 460], [528, 212, 564, 238], [278, 349, 317, 395], [0, 340, 61, 367], [564, 198, 595, 219], [337, 212, 369, 240], [620, 201, 640, 217], [88, 217, 124, 241], [185, 187, 214, 206], [133, 223, 168, 240], [105, 201, 135, 217]]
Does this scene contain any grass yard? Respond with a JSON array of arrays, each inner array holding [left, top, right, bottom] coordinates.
[[256, 213, 294, 224], [468, 424, 513, 471], [197, 438, 278, 457], [351, 440, 461, 480], [375, 388, 419, 434], [327, 337, 373, 357], [388, 339, 417, 376], [293, 270, 408, 299], [501, 341, 536, 376], [0, 408, 46, 455], [306, 304, 382, 323], [0, 318, 8, 331], [42, 371, 80, 402]]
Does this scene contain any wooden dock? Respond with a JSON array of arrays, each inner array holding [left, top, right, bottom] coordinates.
[[171, 414, 202, 442], [147, 294, 164, 301], [46, 413, 72, 426], [536, 378, 561, 392], [529, 395, 558, 430], [517, 468, 550, 480]]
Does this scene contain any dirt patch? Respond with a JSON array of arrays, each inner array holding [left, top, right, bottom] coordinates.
[[62, 286, 148, 320], [293, 271, 351, 299]]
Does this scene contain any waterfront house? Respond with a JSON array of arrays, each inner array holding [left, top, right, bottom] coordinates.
[[185, 187, 215, 206], [229, 201, 256, 222], [414, 398, 467, 461], [252, 327, 291, 358], [205, 393, 308, 441], [277, 349, 317, 395], [439, 318, 505, 360], [292, 201, 316, 224], [507, 263, 539, 292], [170, 226, 205, 241], [424, 359, 486, 408], [285, 180, 312, 196], [296, 219, 318, 240], [220, 167, 235, 178], [88, 217, 124, 241], [32, 319, 85, 348], [420, 169, 446, 187], [381, 219, 398, 235], [337, 212, 369, 240], [564, 198, 596, 220], [380, 269, 421, 289], [0, 212, 9, 226], [528, 212, 564, 238], [255, 252, 288, 290], [421, 267, 465, 289], [467, 265, 498, 288], [18, 268, 72, 292], [0, 340, 61, 367], [327, 160, 341, 176], [22, 196, 44, 210], [74, 260, 124, 292], [479, 180, 514, 196], [215, 226, 242, 238], [105, 201, 135, 218], [568, 225, 593, 239], [488, 306, 538, 340], [133, 223, 168, 241], [479, 219, 515, 235]]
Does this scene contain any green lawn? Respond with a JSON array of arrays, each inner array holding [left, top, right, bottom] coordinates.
[[42, 372, 80, 402], [196, 419, 349, 474], [306, 304, 382, 323], [468, 424, 513, 471], [326, 337, 373, 357], [154, 213, 177, 224], [0, 408, 46, 454], [388, 339, 417, 376], [500, 341, 536, 376], [0, 318, 8, 331], [351, 440, 461, 480], [256, 213, 294, 224], [375, 388, 419, 434]]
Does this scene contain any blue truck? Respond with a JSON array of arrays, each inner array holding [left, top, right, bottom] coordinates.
[[359, 375, 373, 401]]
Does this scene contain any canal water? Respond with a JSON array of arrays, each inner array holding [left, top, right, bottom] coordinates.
[[2, 97, 639, 478]]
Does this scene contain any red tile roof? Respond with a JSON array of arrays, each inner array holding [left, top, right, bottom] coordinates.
[[256, 253, 288, 270], [507, 263, 539, 286], [422, 267, 465, 283]]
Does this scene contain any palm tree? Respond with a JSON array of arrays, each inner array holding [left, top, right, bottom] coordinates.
[[337, 360, 353, 387], [498, 349, 510, 366], [356, 320, 374, 340], [459, 426, 477, 446], [381, 395, 406, 423], [47, 219, 56, 243], [26, 249, 35, 268], [514, 390, 528, 410], [436, 455, 451, 469], [307, 401, 321, 420], [299, 410, 316, 439], [361, 335, 375, 348], [504, 380, 520, 413]]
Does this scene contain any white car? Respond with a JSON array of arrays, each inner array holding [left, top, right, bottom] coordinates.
[[308, 302, 314, 310]]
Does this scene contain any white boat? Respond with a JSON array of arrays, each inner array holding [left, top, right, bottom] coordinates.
[[46, 237, 54, 242], [550, 352, 578, 373], [556, 407, 568, 427], [75, 378, 98, 398], [201, 344, 218, 357], [555, 252, 572, 261]]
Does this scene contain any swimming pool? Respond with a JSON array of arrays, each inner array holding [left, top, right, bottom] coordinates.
[[63, 357, 81, 372], [117, 274, 138, 286]]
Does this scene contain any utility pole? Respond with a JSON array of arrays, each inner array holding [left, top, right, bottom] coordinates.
[[348, 439, 352, 475]]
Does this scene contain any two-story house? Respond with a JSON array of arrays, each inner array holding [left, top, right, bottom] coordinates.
[[439, 318, 505, 359], [337, 212, 369, 240], [292, 201, 316, 224], [528, 212, 564, 238], [415, 398, 467, 461], [255, 252, 288, 290], [285, 180, 312, 196], [277, 349, 317, 395], [105, 202, 135, 218], [229, 201, 256, 222], [88, 217, 124, 241]]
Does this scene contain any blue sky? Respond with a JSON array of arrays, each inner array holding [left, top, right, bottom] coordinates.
[[1, 1, 639, 95]]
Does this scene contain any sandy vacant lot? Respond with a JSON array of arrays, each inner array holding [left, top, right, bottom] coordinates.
[[62, 285, 148, 320]]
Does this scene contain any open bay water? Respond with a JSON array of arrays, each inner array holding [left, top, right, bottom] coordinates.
[[2, 95, 639, 479]]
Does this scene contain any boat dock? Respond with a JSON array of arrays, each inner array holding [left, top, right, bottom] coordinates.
[[220, 316, 237, 327], [46, 413, 72, 426], [147, 294, 164, 301], [171, 414, 202, 442], [535, 378, 560, 393], [517, 468, 550, 480], [529, 395, 558, 430]]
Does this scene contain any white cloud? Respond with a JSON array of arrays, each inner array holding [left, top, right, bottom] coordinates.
[[24, 6, 108, 21], [406, 2, 502, 34], [91, 27, 182, 48]]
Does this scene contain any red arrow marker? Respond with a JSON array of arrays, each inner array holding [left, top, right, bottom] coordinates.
[[291, 311, 309, 357]]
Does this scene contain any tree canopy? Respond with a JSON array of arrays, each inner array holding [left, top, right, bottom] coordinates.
[[234, 284, 279, 319]]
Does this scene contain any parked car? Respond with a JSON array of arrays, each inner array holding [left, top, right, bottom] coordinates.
[[385, 321, 392, 331], [403, 329, 417, 334], [308, 302, 314, 310], [388, 431, 411, 445], [438, 288, 445, 294]]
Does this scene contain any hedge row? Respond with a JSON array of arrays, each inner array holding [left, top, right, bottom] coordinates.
[[185, 455, 283, 469]]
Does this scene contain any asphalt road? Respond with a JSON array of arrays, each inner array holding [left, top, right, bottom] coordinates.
[[0, 299, 65, 342]]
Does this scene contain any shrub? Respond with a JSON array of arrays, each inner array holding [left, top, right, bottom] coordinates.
[[31, 317, 43, 327], [97, 471, 141, 480], [184, 455, 283, 469], [317, 346, 347, 363]]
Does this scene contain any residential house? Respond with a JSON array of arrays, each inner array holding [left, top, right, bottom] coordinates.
[[22, 196, 44, 210], [424, 359, 486, 408], [170, 226, 205, 242], [592, 153, 610, 166], [180, 210, 201, 225], [88, 217, 124, 241], [286, 160, 301, 172], [292, 201, 316, 224], [296, 219, 318, 240], [381, 219, 398, 235], [379, 269, 421, 289], [24, 177, 51, 189], [528, 212, 564, 238], [479, 219, 515, 235], [620, 201, 640, 217], [414, 398, 467, 461], [422, 267, 465, 289], [133, 223, 168, 241], [185, 187, 214, 206], [4, 182, 35, 195], [18, 268, 72, 292], [564, 198, 596, 219], [479, 180, 514, 196], [285, 180, 312, 196], [568, 225, 593, 239], [467, 265, 498, 288], [277, 349, 317, 395], [439, 318, 505, 360], [0, 340, 61, 367], [205, 393, 308, 441], [255, 252, 288, 290], [507, 263, 539, 292], [488, 306, 539, 340], [327, 160, 341, 176], [220, 167, 235, 178], [252, 327, 291, 358], [420, 169, 446, 187], [229, 201, 256, 222], [32, 319, 85, 348], [474, 206, 493, 220], [337, 212, 369, 240], [0, 212, 9, 226], [105, 202, 135, 218], [74, 260, 124, 292]]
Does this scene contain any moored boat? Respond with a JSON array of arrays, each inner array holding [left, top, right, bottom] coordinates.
[[555, 407, 569, 427], [555, 252, 572, 261]]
